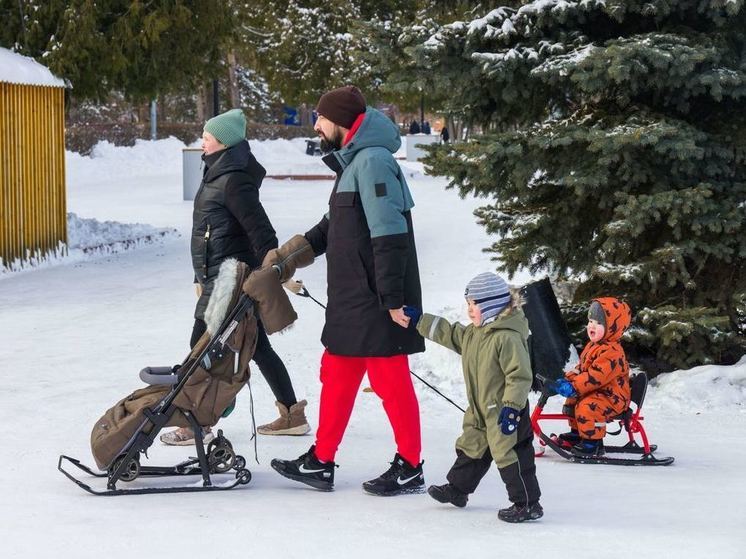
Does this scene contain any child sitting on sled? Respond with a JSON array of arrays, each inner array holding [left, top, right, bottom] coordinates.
[[548, 297, 632, 457], [402, 272, 542, 523]]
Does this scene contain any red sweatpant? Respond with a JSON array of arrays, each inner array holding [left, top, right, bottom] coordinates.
[[313, 350, 422, 467]]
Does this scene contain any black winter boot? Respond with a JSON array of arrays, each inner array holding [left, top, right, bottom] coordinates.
[[498, 502, 544, 523], [270, 445, 336, 491], [362, 453, 424, 496], [427, 483, 468, 508], [556, 430, 581, 448], [571, 439, 604, 457]]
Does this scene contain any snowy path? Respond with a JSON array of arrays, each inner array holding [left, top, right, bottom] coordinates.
[[1, 144, 744, 558]]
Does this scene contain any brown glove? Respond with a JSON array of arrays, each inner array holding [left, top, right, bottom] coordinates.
[[242, 266, 297, 335], [262, 235, 315, 282]]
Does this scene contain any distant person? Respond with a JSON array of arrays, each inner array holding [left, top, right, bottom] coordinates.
[[403, 272, 543, 523], [422, 121, 431, 134], [160, 108, 311, 446], [409, 120, 421, 134], [440, 125, 450, 144]]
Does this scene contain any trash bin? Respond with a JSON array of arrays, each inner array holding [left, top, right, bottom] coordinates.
[[182, 148, 203, 201], [305, 139, 321, 156], [520, 277, 579, 389]]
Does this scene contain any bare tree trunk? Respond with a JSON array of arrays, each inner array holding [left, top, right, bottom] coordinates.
[[227, 51, 240, 109], [137, 102, 148, 125], [298, 103, 314, 127], [196, 85, 207, 123], [451, 116, 461, 143]]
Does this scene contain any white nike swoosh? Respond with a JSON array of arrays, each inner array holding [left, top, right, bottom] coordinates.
[[298, 464, 326, 474], [397, 473, 421, 486]]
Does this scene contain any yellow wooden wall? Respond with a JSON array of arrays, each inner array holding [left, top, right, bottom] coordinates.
[[0, 82, 66, 267]]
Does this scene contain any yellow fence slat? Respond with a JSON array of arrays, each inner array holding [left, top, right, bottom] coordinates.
[[0, 82, 66, 267]]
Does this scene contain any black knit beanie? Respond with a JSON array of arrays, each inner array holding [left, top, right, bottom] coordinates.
[[316, 85, 366, 129]]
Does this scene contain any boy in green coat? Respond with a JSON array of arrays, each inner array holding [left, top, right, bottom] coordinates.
[[403, 272, 543, 523]]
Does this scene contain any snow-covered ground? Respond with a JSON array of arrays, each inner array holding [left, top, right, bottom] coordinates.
[[1, 138, 744, 559]]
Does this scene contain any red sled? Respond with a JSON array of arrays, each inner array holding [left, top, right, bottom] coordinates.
[[531, 373, 674, 466]]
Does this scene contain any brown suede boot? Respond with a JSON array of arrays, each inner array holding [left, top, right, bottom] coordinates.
[[257, 399, 311, 436]]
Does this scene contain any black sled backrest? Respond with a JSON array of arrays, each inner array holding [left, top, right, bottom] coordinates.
[[520, 277, 575, 390]]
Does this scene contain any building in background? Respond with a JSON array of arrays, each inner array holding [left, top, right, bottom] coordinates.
[[0, 48, 67, 269]]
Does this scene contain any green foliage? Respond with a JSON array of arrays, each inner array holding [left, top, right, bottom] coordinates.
[[1, 0, 234, 102], [234, 0, 358, 105], [417, 0, 746, 369], [632, 305, 740, 368], [233, 0, 420, 105], [351, 1, 526, 111]]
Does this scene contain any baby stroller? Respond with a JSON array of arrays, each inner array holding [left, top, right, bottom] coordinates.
[[58, 257, 299, 495], [521, 278, 674, 466]]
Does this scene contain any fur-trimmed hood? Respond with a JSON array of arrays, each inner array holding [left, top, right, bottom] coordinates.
[[204, 258, 241, 335]]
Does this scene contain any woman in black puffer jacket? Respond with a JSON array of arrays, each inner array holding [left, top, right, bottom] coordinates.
[[160, 109, 310, 446]]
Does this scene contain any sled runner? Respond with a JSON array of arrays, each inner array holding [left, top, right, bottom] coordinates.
[[59, 257, 301, 496], [531, 373, 674, 466], [59, 429, 251, 496]]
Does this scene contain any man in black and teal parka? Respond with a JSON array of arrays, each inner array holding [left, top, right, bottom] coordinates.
[[270, 86, 426, 496]]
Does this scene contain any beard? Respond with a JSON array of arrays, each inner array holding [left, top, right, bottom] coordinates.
[[318, 128, 344, 153]]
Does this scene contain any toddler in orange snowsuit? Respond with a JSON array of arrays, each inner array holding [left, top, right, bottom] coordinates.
[[554, 297, 632, 456]]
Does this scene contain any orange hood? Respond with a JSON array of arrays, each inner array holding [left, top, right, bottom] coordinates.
[[594, 297, 631, 343]]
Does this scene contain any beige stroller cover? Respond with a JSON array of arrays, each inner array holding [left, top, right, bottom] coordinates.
[[89, 257, 296, 470]]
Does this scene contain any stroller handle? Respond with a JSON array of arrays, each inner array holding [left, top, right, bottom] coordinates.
[[159, 294, 255, 412]]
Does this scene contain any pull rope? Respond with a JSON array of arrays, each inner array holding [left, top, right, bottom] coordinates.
[[293, 282, 465, 414]]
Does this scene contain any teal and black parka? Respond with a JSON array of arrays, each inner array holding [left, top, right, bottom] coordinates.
[[304, 108, 424, 356]]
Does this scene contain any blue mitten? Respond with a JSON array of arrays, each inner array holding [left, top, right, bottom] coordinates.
[[403, 306, 422, 327], [498, 406, 520, 435], [547, 378, 577, 398]]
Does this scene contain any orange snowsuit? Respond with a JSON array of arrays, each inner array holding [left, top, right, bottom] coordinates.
[[564, 297, 632, 440]]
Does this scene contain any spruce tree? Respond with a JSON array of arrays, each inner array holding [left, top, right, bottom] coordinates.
[[235, 0, 364, 105], [235, 0, 420, 105], [415, 0, 746, 370], [352, 1, 525, 122]]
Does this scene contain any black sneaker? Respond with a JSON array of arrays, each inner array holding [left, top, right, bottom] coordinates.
[[362, 453, 424, 496], [427, 483, 468, 508], [498, 502, 544, 523], [270, 445, 336, 491], [571, 439, 604, 457]]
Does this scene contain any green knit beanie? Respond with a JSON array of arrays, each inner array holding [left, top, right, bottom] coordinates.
[[204, 109, 247, 147]]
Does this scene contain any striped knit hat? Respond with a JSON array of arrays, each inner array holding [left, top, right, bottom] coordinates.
[[464, 272, 511, 326]]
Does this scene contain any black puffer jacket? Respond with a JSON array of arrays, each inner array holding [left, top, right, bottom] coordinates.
[[191, 141, 277, 319]]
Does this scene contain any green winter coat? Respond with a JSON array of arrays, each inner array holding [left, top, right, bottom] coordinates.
[[417, 309, 534, 468]]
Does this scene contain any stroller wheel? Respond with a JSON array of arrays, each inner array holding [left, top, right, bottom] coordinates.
[[207, 435, 233, 457], [233, 455, 247, 470], [110, 455, 140, 482], [236, 468, 252, 485], [208, 442, 236, 473]]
